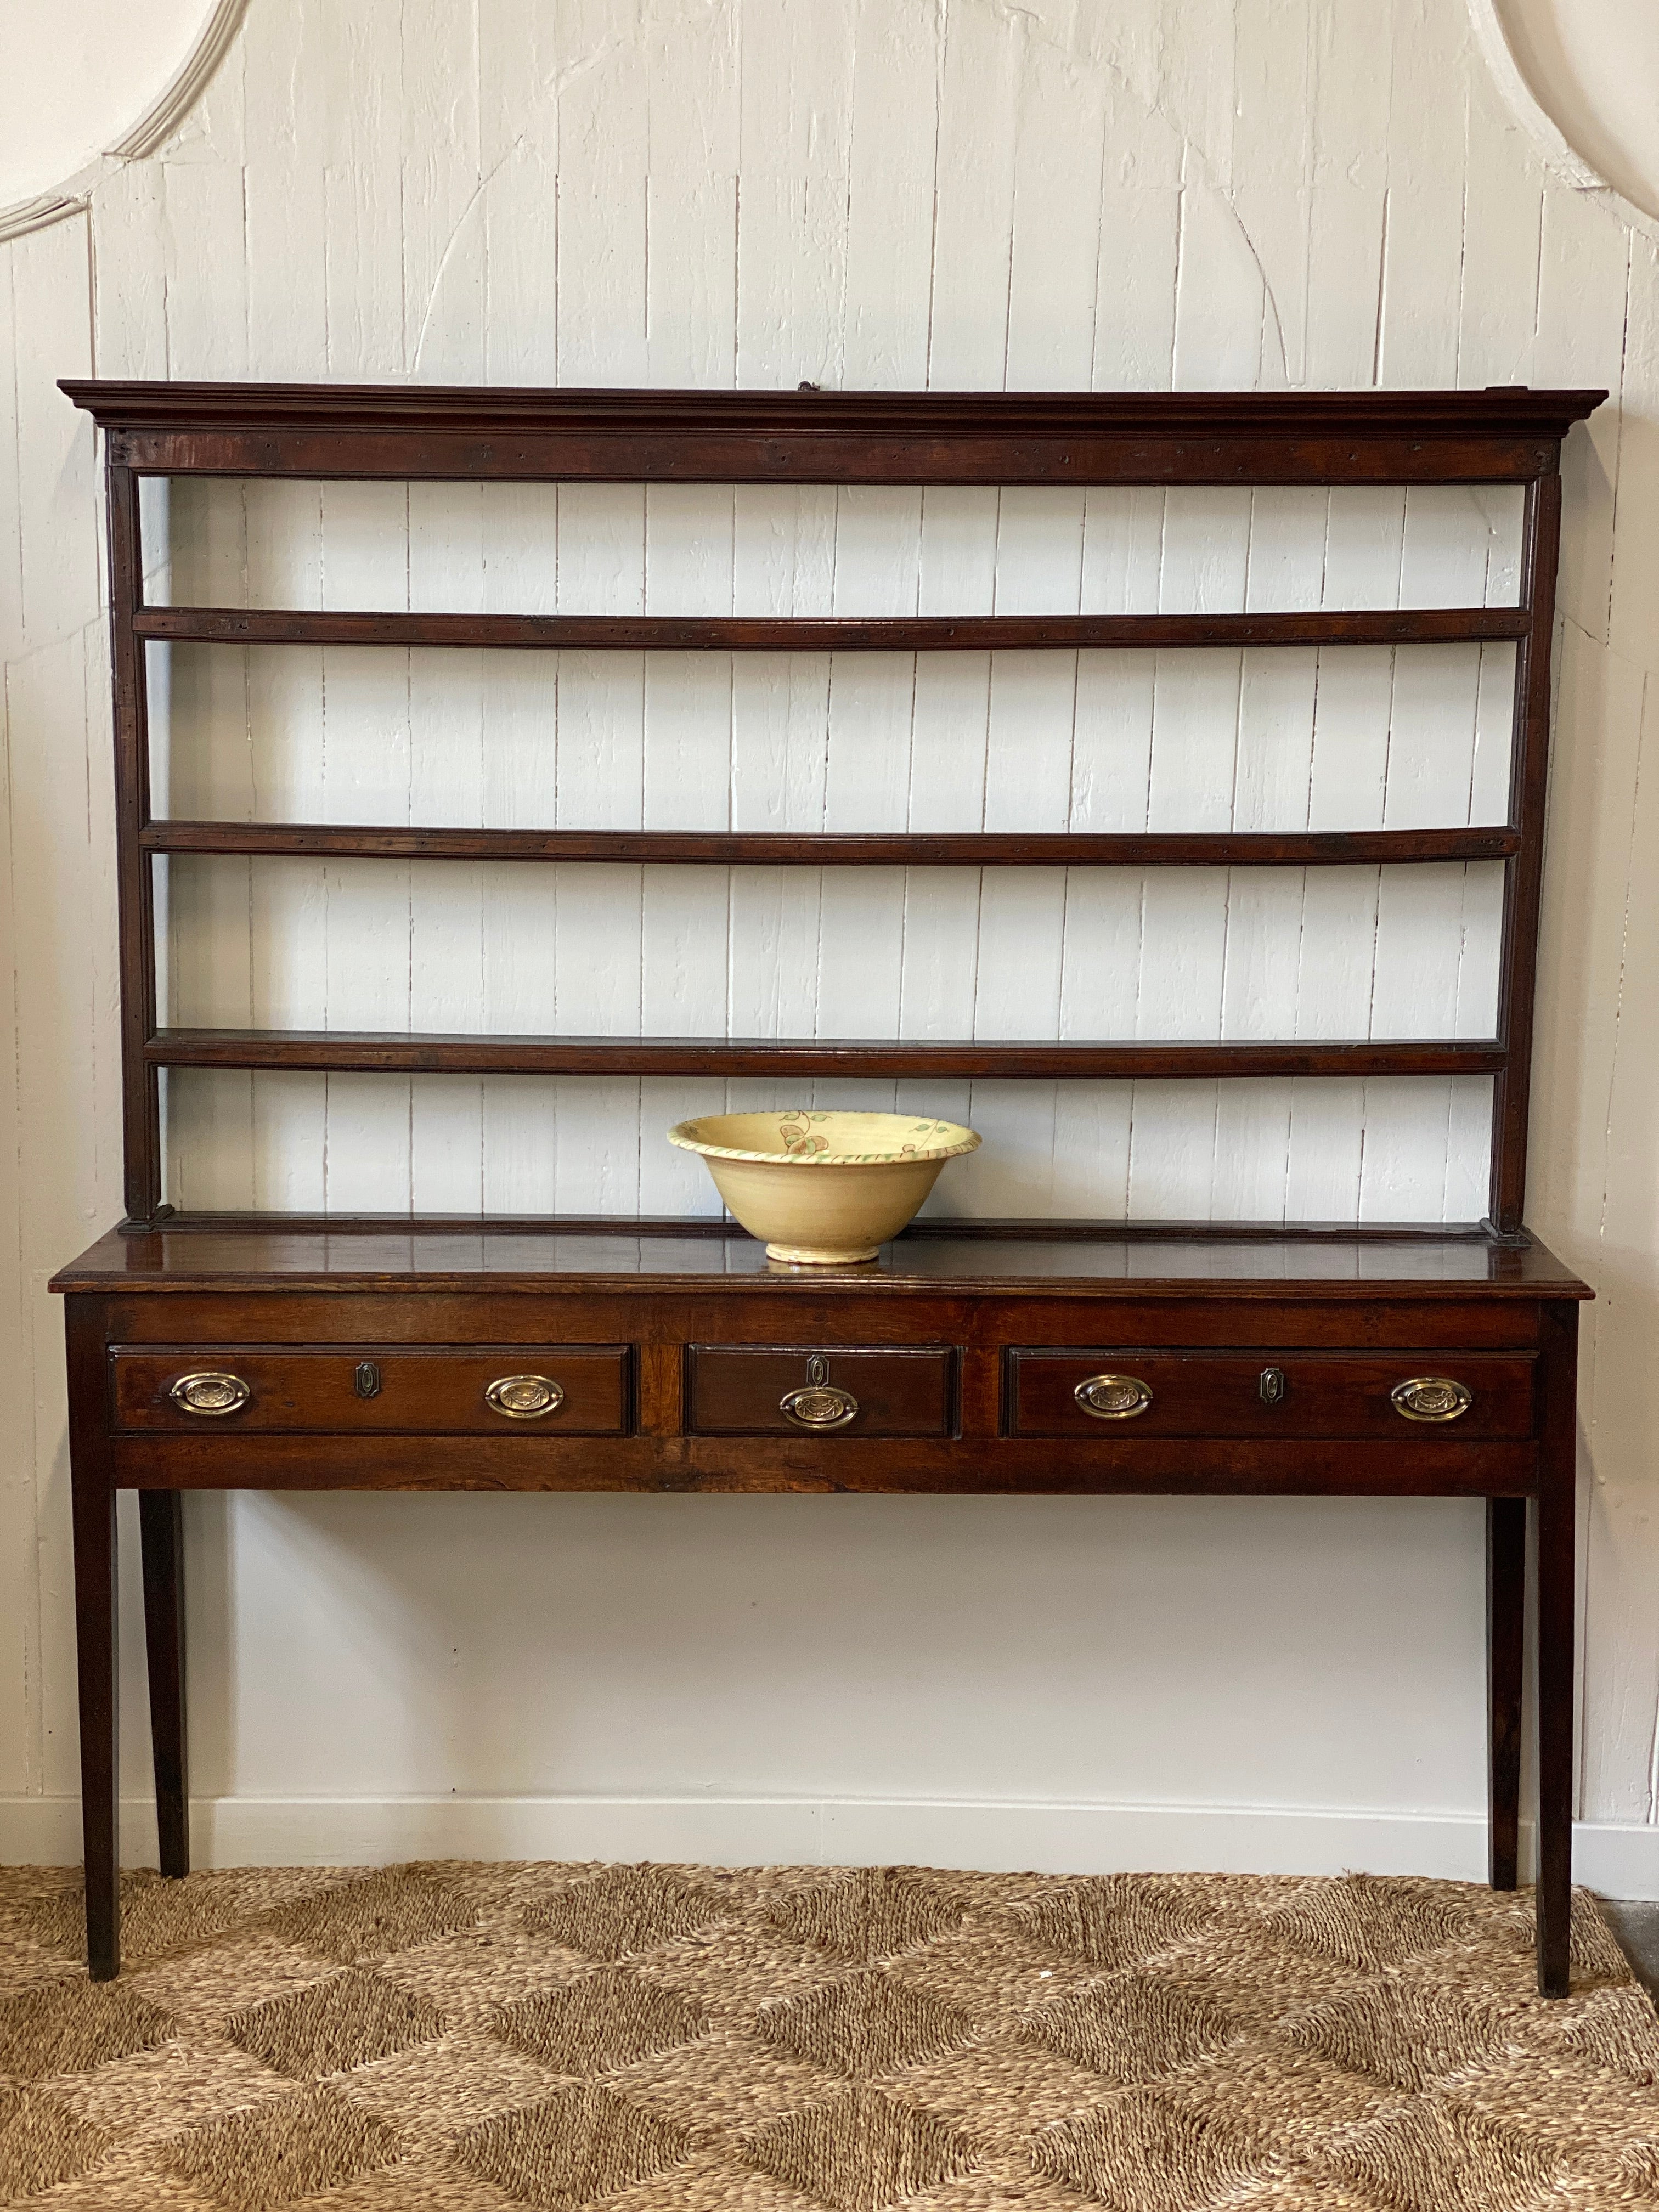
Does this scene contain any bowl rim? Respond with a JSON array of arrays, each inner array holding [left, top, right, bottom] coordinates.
[[667, 1109, 982, 1167]]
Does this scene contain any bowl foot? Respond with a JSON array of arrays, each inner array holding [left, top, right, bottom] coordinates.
[[764, 1240, 881, 1266]]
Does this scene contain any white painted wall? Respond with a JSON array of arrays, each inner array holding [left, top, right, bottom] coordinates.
[[2, 0, 1657, 1888]]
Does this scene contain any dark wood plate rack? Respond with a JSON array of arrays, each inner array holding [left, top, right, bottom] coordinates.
[[60, 380, 1601, 1239], [52, 381, 1602, 1993]]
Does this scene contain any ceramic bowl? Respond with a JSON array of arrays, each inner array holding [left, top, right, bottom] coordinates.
[[667, 1109, 981, 1264]]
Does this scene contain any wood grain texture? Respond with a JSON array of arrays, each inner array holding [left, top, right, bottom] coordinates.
[[1007, 1347, 1538, 1440], [60, 1215, 1584, 1994], [57, 1246, 1564, 1500], [60, 382, 1604, 495], [107, 466, 162, 1221], [142, 822, 1524, 867], [59, 382, 1610, 440], [130, 605, 1533, 648], [66, 1300, 120, 1978], [1491, 474, 1565, 1233], [137, 1488, 189, 1878], [1486, 1493, 1526, 1891], [686, 1344, 957, 1436], [143, 1028, 1510, 1079], [1536, 1298, 1581, 1995], [51, 1227, 1592, 1299], [102, 1429, 1540, 1498], [111, 1343, 634, 1435], [110, 1211, 1522, 1243], [65, 1253, 1565, 1498]]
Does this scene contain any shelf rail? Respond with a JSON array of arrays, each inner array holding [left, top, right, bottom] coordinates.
[[143, 1030, 1508, 1081], [142, 823, 1522, 867], [132, 606, 1528, 651]]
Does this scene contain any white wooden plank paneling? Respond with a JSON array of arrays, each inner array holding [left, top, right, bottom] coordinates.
[[926, 0, 1019, 389], [168, 855, 1506, 1053], [154, 458, 1517, 1221], [1375, 0, 1467, 391], [734, 0, 855, 389], [4, 208, 117, 1801], [0, 224, 35, 1803]]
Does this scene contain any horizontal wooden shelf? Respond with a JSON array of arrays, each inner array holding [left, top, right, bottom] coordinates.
[[145, 1030, 1508, 1079], [141, 822, 1523, 868], [132, 606, 1531, 652], [133, 1208, 1514, 1244]]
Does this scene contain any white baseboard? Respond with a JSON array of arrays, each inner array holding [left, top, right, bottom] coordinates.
[[3, 1793, 1657, 1895]]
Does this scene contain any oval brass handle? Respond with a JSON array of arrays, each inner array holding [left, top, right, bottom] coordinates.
[[485, 1374, 565, 1420], [1075, 1373, 1153, 1420], [781, 1354, 859, 1431], [169, 1370, 251, 1418], [781, 1384, 859, 1430], [1391, 1376, 1472, 1423]]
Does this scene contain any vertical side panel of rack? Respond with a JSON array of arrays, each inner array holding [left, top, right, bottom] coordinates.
[[107, 453, 163, 1221], [1488, 462, 1565, 1235]]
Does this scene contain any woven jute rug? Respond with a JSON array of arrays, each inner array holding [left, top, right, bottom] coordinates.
[[0, 1863, 1654, 2212]]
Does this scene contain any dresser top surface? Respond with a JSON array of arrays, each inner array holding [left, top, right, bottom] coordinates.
[[50, 1226, 1593, 1301]]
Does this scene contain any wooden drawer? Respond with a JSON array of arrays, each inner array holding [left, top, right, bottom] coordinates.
[[110, 1346, 633, 1435], [687, 1346, 957, 1437], [1007, 1349, 1536, 1441]]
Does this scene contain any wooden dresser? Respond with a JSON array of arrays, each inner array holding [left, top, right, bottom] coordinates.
[[52, 381, 1602, 1992]]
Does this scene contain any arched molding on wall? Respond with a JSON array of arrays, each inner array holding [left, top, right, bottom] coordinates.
[[1465, 0, 1659, 233], [0, 0, 248, 244]]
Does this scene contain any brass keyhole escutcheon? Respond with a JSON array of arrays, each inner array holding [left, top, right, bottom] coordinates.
[[484, 1374, 565, 1420], [781, 1353, 859, 1431], [1259, 1367, 1286, 1406], [354, 1361, 381, 1399], [1074, 1373, 1153, 1420], [169, 1371, 251, 1418], [1391, 1376, 1472, 1423]]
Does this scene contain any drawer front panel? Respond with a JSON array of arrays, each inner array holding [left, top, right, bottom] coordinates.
[[687, 1346, 957, 1436], [111, 1346, 632, 1435], [1008, 1350, 1536, 1440]]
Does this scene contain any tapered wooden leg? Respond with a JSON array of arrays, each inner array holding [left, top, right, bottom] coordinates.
[[1536, 1301, 1580, 1998], [70, 1462, 120, 1980], [139, 1491, 189, 1878], [1486, 1496, 1526, 1891]]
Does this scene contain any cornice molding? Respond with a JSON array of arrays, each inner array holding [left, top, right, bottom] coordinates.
[[58, 380, 1609, 443], [1464, 0, 1604, 193], [0, 0, 248, 244], [1464, 0, 1659, 238]]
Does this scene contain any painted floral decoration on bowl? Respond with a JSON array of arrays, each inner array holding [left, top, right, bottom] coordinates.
[[668, 1109, 981, 1264]]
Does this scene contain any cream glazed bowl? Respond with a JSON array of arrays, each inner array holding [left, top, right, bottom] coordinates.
[[667, 1110, 982, 1264]]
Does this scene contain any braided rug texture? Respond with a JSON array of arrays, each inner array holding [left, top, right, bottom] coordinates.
[[0, 1861, 1652, 2211]]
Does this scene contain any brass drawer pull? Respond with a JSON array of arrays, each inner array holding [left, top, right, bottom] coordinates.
[[1391, 1376, 1472, 1423], [485, 1374, 565, 1420], [169, 1371, 251, 1418], [1075, 1373, 1153, 1420], [781, 1353, 859, 1431]]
